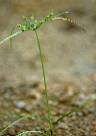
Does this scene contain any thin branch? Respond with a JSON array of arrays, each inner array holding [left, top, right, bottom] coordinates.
[[0, 31, 22, 46], [0, 116, 27, 136], [16, 130, 43, 136], [35, 30, 53, 135]]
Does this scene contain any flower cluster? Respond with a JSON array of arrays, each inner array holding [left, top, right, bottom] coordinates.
[[17, 12, 54, 32]]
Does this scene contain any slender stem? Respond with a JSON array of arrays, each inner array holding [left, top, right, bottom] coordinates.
[[16, 130, 43, 136], [53, 107, 81, 126], [35, 30, 53, 135], [0, 116, 27, 136], [55, 11, 72, 17], [9, 27, 16, 48], [53, 95, 96, 126], [53, 17, 71, 23], [0, 31, 22, 46]]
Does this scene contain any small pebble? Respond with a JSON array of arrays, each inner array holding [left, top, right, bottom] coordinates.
[[15, 101, 26, 109], [8, 127, 16, 136], [58, 122, 68, 129]]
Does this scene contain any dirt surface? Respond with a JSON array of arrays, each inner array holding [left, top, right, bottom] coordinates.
[[0, 0, 96, 135]]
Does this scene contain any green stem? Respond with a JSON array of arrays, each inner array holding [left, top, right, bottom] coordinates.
[[0, 116, 28, 136], [53, 95, 96, 126], [0, 31, 22, 46], [53, 107, 81, 126], [16, 130, 43, 136], [9, 27, 16, 48], [35, 30, 53, 135]]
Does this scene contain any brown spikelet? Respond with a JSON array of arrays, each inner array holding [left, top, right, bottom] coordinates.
[[55, 11, 85, 31], [64, 17, 85, 31]]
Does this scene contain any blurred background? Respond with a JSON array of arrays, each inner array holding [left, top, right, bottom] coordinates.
[[0, 1, 96, 135], [0, 0, 96, 86]]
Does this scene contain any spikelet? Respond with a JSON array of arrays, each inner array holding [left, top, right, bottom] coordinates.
[[55, 16, 85, 31], [54, 11, 85, 31], [65, 17, 84, 29]]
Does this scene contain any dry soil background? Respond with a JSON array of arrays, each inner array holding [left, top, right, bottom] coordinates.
[[0, 0, 96, 86]]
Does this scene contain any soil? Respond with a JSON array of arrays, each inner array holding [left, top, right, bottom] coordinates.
[[0, 0, 96, 136]]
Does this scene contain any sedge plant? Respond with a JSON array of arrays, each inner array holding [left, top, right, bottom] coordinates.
[[0, 12, 85, 136]]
